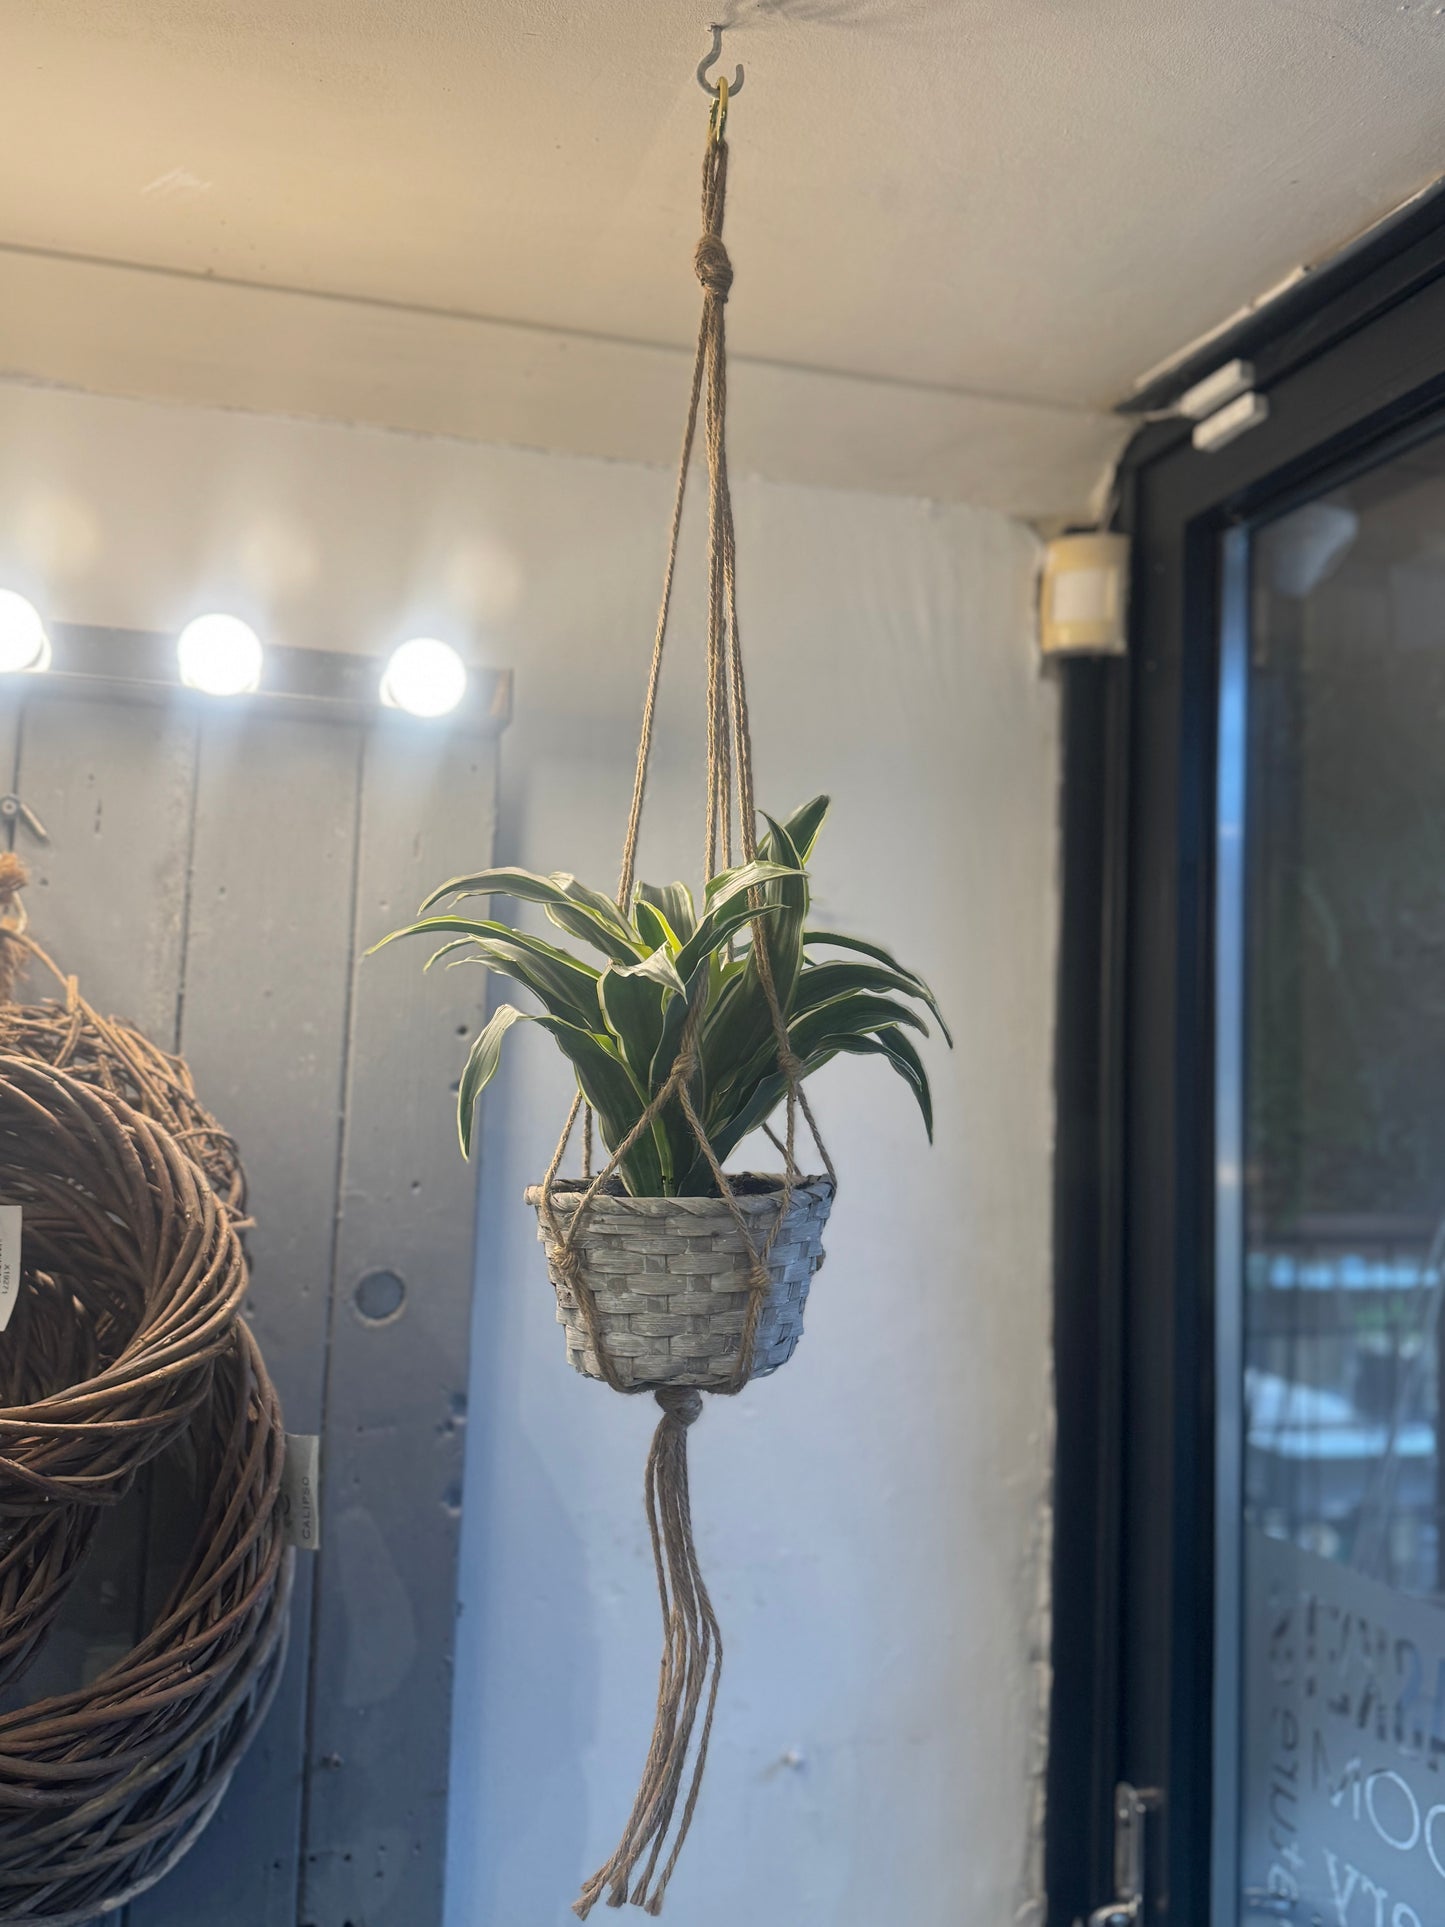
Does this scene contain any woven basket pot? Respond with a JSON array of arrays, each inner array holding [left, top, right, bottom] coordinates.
[[525, 1175, 835, 1392]]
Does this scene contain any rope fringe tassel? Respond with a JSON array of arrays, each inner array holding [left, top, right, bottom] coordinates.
[[573, 1389, 720, 1917]]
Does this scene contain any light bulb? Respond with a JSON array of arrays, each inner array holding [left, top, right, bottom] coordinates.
[[380, 637, 468, 718], [0, 591, 51, 674], [176, 614, 264, 696]]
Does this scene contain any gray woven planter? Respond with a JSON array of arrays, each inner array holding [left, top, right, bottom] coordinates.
[[525, 1175, 835, 1392]]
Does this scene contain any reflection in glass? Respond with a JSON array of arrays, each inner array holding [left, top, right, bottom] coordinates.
[[1246, 450, 1445, 1596], [1236, 435, 1445, 1925]]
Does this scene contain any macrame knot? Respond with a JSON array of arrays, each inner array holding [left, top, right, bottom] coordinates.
[[777, 1049, 805, 1085], [655, 1385, 703, 1426], [554, 1238, 586, 1290], [693, 232, 733, 301]]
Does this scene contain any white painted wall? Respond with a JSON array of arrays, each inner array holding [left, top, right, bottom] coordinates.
[[0, 380, 1057, 1927]]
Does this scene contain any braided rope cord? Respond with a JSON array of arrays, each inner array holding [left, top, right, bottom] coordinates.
[[530, 108, 838, 1918]]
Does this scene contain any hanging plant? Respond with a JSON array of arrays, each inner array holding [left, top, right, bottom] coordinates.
[[381, 68, 948, 1919], [379, 795, 946, 1183]]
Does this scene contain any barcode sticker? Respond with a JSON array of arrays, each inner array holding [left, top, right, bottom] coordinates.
[[280, 1433, 322, 1551], [0, 1207, 21, 1334]]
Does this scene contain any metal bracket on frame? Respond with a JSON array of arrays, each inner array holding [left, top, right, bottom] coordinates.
[[1078, 1782, 1163, 1927], [0, 793, 48, 854], [1179, 358, 1270, 454]]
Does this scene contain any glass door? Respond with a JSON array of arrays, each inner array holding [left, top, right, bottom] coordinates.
[[1221, 433, 1445, 1925]]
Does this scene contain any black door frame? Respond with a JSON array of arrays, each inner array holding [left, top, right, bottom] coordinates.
[[1047, 185, 1445, 1927]]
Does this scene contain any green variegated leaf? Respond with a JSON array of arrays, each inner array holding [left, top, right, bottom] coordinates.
[[597, 947, 690, 1188], [803, 930, 949, 1039], [373, 916, 600, 1030], [531, 1016, 664, 1196], [637, 880, 698, 943], [695, 815, 810, 1107], [457, 1004, 530, 1158], [417, 865, 641, 963], [629, 946, 687, 997], [700, 858, 799, 903], [699, 964, 772, 1109], [598, 948, 683, 1078], [546, 874, 647, 962], [675, 894, 786, 983], [827, 1026, 934, 1140], [633, 899, 680, 956], [696, 1066, 790, 1177], [789, 992, 928, 1061], [650, 953, 711, 1090], [779, 794, 831, 864], [756, 811, 808, 1014], [710, 948, 748, 1004], [644, 953, 711, 1187], [425, 937, 475, 971], [794, 958, 953, 1047]]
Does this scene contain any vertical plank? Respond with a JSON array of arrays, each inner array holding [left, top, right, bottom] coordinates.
[[125, 710, 364, 1927], [0, 686, 19, 801], [301, 724, 498, 1927], [12, 693, 195, 1039]]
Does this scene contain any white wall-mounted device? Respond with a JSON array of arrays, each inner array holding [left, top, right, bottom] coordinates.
[[1039, 531, 1130, 657]]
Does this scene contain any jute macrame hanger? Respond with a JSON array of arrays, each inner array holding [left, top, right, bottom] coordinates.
[[536, 71, 836, 1917]]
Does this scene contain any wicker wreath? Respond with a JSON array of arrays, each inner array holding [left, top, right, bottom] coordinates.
[[0, 943, 246, 1231], [0, 873, 288, 1915], [0, 861, 245, 1219], [0, 1056, 248, 1519], [0, 894, 254, 1687], [0, 1504, 99, 1695], [0, 1320, 290, 1926], [0, 1272, 105, 1688]]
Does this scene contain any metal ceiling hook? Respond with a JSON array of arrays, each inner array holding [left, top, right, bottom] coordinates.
[[696, 24, 744, 99]]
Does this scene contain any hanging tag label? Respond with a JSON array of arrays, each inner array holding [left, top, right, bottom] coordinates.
[[0, 1207, 21, 1334], [280, 1434, 322, 1551]]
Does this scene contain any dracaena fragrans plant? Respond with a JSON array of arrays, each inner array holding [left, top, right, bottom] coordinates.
[[379, 795, 950, 1196]]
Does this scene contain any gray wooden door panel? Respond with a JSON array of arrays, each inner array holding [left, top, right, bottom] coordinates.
[[0, 680, 496, 1927], [1, 710, 17, 802], [13, 695, 195, 1041], [300, 726, 497, 1927], [128, 711, 367, 1927]]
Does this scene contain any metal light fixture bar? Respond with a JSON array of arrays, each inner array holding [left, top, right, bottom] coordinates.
[[0, 622, 512, 735]]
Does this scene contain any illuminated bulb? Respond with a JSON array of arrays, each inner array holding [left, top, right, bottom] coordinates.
[[0, 591, 51, 674], [380, 637, 468, 718], [176, 614, 264, 696]]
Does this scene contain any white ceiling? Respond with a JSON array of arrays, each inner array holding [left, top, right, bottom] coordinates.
[[1, 1, 1443, 517]]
